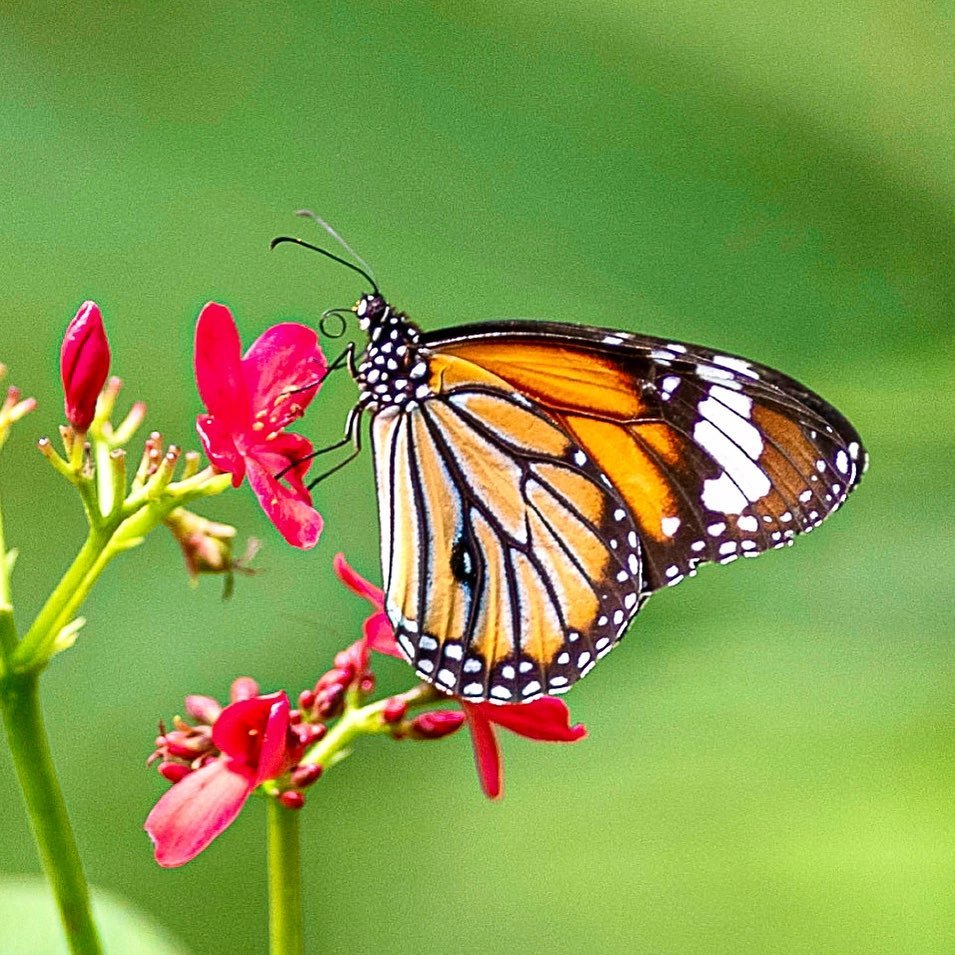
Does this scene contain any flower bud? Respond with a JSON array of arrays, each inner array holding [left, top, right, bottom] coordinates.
[[230, 677, 259, 702], [358, 674, 376, 696], [279, 791, 305, 810], [409, 709, 466, 740], [158, 762, 192, 784], [290, 764, 323, 788], [161, 730, 213, 760], [292, 722, 327, 748], [165, 508, 238, 584], [0, 379, 37, 451], [382, 697, 407, 724], [314, 683, 345, 720], [60, 301, 110, 431], [184, 694, 222, 725]]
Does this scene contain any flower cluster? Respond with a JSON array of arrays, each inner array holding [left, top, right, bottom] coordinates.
[[333, 555, 587, 799], [146, 555, 586, 866], [146, 678, 326, 867]]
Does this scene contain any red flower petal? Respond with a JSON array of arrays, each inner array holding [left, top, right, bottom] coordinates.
[[462, 703, 503, 800], [255, 695, 293, 785], [333, 553, 384, 610], [245, 451, 323, 549], [145, 759, 254, 867], [194, 303, 248, 430], [364, 611, 402, 659], [480, 696, 587, 742], [259, 431, 315, 499], [241, 323, 327, 431], [212, 692, 287, 770], [195, 413, 245, 485], [61, 301, 111, 431]]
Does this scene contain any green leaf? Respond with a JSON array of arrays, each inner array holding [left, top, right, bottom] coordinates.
[[0, 877, 191, 955]]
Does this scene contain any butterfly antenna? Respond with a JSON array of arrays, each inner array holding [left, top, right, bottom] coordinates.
[[295, 210, 379, 288], [270, 235, 380, 294]]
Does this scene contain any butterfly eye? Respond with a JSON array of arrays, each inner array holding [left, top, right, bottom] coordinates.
[[450, 538, 477, 585]]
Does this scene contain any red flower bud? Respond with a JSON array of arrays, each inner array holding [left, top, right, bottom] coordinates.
[[298, 689, 316, 712], [279, 791, 305, 810], [60, 301, 110, 431], [410, 710, 467, 740], [184, 694, 222, 725], [359, 674, 376, 696], [230, 677, 260, 702], [314, 683, 345, 720], [290, 764, 323, 788], [161, 730, 213, 760], [292, 722, 327, 748], [382, 697, 407, 724], [157, 762, 192, 784]]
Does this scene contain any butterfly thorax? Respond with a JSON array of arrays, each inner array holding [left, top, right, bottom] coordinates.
[[353, 293, 432, 415]]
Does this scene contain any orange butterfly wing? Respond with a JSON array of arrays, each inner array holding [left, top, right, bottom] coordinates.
[[369, 319, 865, 703], [430, 324, 866, 590]]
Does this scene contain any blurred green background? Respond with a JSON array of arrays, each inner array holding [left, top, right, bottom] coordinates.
[[1, 1, 953, 952]]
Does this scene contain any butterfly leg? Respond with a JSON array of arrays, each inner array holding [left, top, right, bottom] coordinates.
[[324, 342, 358, 377], [274, 403, 364, 482], [304, 404, 364, 488]]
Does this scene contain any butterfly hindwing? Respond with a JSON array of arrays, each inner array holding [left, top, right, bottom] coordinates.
[[371, 358, 649, 703]]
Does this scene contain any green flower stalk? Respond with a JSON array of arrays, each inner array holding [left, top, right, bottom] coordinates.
[[0, 302, 236, 955]]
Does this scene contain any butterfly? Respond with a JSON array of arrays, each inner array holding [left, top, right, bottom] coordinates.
[[275, 233, 867, 705]]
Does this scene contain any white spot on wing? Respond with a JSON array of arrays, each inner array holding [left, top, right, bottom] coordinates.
[[702, 472, 748, 514], [698, 391, 761, 459], [713, 355, 759, 379], [661, 516, 681, 536], [695, 420, 770, 507]]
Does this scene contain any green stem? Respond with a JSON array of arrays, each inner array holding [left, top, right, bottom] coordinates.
[[13, 472, 231, 671], [0, 672, 102, 955], [0, 486, 11, 608], [12, 531, 109, 670], [0, 489, 16, 671], [267, 798, 303, 955]]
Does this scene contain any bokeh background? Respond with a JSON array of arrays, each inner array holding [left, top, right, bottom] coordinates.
[[1, 2, 953, 952]]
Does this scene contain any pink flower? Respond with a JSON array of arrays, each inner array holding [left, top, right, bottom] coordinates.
[[60, 301, 110, 431], [145, 689, 300, 867], [194, 302, 327, 549], [333, 553, 587, 798]]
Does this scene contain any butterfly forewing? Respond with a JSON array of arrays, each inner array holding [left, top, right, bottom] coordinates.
[[424, 322, 866, 592]]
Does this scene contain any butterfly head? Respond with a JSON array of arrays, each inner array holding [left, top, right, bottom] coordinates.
[[355, 292, 389, 331]]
